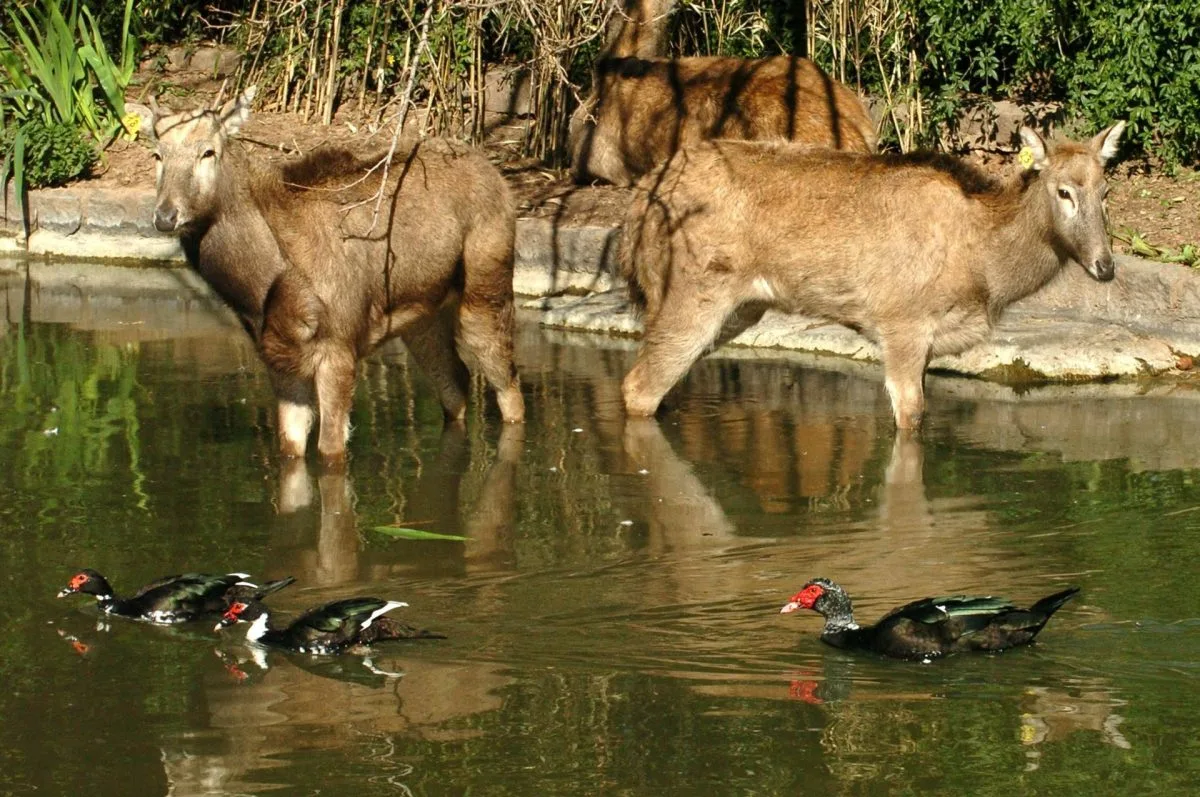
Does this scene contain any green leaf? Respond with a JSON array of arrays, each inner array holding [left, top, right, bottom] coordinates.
[[371, 526, 469, 542]]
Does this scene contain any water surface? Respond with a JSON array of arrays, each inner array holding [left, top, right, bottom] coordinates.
[[2, 262, 1199, 795]]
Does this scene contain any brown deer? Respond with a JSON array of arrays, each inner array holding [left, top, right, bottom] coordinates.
[[569, 1, 876, 186], [151, 88, 524, 461], [621, 123, 1126, 429]]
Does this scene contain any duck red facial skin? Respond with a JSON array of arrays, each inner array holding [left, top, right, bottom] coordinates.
[[780, 583, 825, 613], [223, 602, 249, 622]]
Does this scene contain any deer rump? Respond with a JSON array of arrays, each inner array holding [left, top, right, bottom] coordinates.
[[620, 125, 1124, 428], [570, 55, 877, 187]]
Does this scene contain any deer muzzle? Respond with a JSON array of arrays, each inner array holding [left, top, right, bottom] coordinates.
[[154, 205, 180, 233]]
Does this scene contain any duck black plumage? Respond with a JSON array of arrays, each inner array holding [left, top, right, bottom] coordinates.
[[780, 578, 1079, 661], [57, 569, 295, 625], [214, 597, 442, 654]]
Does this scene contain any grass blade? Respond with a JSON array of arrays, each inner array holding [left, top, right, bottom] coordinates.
[[371, 526, 469, 542]]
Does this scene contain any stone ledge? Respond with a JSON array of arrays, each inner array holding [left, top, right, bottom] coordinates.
[[4, 183, 1200, 383]]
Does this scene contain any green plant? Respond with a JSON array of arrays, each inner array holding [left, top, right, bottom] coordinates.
[[1, 0, 134, 237], [0, 118, 95, 186]]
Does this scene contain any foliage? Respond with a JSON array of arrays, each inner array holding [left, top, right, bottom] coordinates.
[[0, 118, 95, 186], [669, 0, 1200, 163], [0, 0, 135, 235], [5, 0, 1200, 172], [0, 0, 135, 139]]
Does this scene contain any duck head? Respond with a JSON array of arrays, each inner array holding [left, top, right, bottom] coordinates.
[[214, 599, 267, 631], [780, 578, 856, 629], [57, 569, 114, 600]]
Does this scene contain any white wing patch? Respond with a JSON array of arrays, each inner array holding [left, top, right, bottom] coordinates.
[[361, 601, 408, 630]]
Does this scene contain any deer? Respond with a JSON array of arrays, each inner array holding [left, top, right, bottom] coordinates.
[[150, 87, 525, 462], [620, 122, 1126, 429], [568, 0, 876, 186]]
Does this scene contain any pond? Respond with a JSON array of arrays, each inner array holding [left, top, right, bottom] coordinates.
[[1, 260, 1199, 795]]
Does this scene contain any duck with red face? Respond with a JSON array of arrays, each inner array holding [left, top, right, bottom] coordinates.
[[57, 568, 294, 625], [780, 578, 1079, 661], [215, 597, 443, 655]]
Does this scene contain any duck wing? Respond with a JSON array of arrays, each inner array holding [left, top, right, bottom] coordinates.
[[287, 598, 400, 649], [877, 595, 1019, 626], [128, 573, 244, 620], [127, 573, 189, 601], [864, 595, 1022, 659]]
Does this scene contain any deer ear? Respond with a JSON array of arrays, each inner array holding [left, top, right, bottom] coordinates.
[[1018, 127, 1049, 171], [1090, 121, 1126, 163], [219, 86, 256, 137]]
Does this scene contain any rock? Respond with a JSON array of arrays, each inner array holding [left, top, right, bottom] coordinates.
[[189, 46, 241, 77], [165, 46, 190, 72], [485, 66, 532, 117], [946, 99, 1069, 152]]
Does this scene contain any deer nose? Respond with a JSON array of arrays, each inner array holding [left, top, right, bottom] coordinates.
[[1090, 254, 1115, 282], [153, 206, 178, 232]]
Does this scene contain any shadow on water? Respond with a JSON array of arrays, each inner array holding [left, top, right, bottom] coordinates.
[[2, 261, 1200, 794]]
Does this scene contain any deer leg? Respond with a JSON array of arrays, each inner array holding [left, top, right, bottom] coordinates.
[[880, 332, 933, 430], [459, 225, 525, 424], [314, 347, 358, 463], [623, 288, 738, 416], [457, 298, 525, 424], [271, 373, 316, 458], [400, 302, 470, 424]]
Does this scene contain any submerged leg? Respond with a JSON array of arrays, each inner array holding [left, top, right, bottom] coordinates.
[[314, 347, 358, 462], [457, 299, 525, 423], [272, 373, 316, 458], [400, 301, 471, 424], [459, 224, 525, 423], [623, 287, 739, 416], [880, 330, 933, 430]]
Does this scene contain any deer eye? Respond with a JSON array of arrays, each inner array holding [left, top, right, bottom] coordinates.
[[151, 151, 162, 162], [1057, 188, 1072, 200], [200, 148, 216, 160]]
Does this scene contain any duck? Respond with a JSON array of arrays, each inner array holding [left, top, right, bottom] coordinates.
[[780, 578, 1079, 661], [214, 597, 443, 654], [57, 569, 295, 625]]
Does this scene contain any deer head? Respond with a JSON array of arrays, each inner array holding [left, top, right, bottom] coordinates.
[[1020, 121, 1125, 281], [150, 86, 257, 233]]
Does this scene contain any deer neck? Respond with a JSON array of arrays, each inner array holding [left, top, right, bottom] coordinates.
[[983, 177, 1067, 312], [185, 150, 291, 331]]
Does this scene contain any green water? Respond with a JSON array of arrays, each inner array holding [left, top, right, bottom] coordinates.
[[1, 262, 1199, 795]]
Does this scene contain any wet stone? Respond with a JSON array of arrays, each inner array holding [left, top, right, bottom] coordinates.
[[84, 190, 159, 237]]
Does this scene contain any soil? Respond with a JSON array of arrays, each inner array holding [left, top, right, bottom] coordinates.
[[83, 70, 1198, 260]]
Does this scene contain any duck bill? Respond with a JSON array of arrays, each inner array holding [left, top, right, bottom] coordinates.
[[780, 601, 802, 614], [56, 587, 75, 598], [213, 617, 235, 633]]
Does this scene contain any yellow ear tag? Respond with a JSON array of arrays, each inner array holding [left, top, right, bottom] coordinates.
[[1017, 146, 1036, 170], [121, 112, 142, 141]]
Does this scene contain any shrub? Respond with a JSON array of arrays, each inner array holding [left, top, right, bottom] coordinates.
[[1, 119, 96, 187]]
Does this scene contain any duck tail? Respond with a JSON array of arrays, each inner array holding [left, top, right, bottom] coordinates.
[[255, 576, 297, 599], [1032, 587, 1080, 620]]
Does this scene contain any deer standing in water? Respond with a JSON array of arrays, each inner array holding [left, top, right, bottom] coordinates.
[[151, 88, 524, 461], [621, 123, 1126, 428]]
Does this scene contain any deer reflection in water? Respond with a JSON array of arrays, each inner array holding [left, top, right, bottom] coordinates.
[[270, 423, 525, 588], [152, 426, 526, 796]]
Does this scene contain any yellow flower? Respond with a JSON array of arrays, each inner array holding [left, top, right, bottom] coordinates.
[[1017, 146, 1036, 170]]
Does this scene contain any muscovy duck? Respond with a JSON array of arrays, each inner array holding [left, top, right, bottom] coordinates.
[[57, 569, 295, 625], [214, 597, 442, 654], [780, 578, 1079, 660]]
